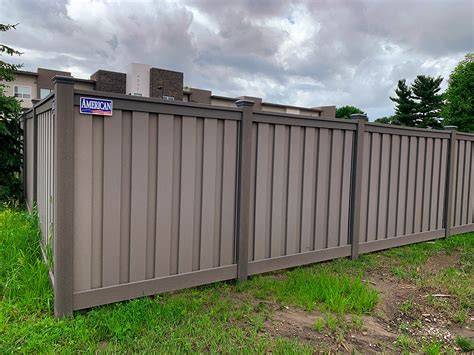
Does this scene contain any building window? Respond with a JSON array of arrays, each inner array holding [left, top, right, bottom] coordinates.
[[14, 85, 32, 99], [163, 95, 175, 101], [40, 88, 52, 99]]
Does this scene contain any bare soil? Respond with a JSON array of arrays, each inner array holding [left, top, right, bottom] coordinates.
[[256, 252, 473, 353]]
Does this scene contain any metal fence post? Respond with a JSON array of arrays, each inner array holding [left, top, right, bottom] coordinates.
[[349, 114, 367, 260], [235, 99, 254, 282], [53, 76, 75, 317], [444, 126, 457, 238]]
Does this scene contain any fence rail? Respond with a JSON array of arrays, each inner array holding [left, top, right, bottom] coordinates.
[[23, 76, 474, 317]]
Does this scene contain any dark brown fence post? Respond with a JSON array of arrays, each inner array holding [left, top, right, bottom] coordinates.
[[444, 126, 457, 238], [235, 99, 254, 282], [349, 114, 367, 260], [32, 106, 38, 203], [22, 115, 27, 203], [53, 76, 75, 317]]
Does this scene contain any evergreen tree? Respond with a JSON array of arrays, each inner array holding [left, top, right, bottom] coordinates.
[[442, 53, 474, 132], [390, 79, 416, 126], [411, 75, 444, 128]]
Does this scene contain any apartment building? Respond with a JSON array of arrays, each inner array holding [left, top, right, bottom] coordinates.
[[5, 63, 336, 117], [2, 68, 95, 109]]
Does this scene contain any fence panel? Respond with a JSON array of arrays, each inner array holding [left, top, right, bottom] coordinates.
[[358, 125, 451, 253], [246, 113, 356, 275], [36, 107, 55, 255], [451, 134, 474, 234], [71, 99, 241, 299], [25, 115, 34, 208]]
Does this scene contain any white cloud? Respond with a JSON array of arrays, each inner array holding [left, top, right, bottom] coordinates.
[[1, 0, 472, 119]]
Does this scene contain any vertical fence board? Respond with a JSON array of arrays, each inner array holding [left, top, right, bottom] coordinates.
[[360, 132, 371, 242], [254, 123, 270, 260], [155, 114, 174, 277], [200, 119, 218, 269], [430, 139, 441, 231], [377, 134, 390, 239], [270, 125, 286, 257], [455, 140, 465, 226], [339, 130, 353, 246], [461, 141, 471, 225], [314, 128, 330, 250], [367, 133, 381, 241], [91, 118, 104, 289], [220, 120, 238, 265], [178, 117, 197, 273], [193, 118, 204, 271], [286, 126, 302, 254], [102, 110, 122, 287], [129, 112, 149, 282], [438, 139, 448, 229], [327, 130, 343, 248], [387, 135, 400, 238], [170, 117, 182, 275], [300, 127, 316, 252], [146, 114, 158, 279], [73, 110, 93, 291], [422, 138, 433, 232], [248, 123, 257, 261], [396, 136, 409, 236], [414, 138, 425, 233], [213, 120, 224, 267]]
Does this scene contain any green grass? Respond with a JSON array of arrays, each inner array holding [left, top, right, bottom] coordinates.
[[456, 336, 474, 352], [239, 268, 378, 314], [1, 207, 473, 352]]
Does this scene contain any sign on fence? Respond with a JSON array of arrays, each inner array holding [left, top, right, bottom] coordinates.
[[79, 97, 113, 116]]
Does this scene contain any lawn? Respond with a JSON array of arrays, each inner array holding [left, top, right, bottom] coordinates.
[[1, 208, 473, 353]]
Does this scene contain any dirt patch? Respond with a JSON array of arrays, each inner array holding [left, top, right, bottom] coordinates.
[[252, 250, 473, 353], [424, 252, 461, 273]]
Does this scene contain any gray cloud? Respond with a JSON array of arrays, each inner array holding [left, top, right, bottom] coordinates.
[[1, 0, 472, 119]]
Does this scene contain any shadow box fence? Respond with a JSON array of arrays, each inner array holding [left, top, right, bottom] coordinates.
[[22, 76, 474, 317]]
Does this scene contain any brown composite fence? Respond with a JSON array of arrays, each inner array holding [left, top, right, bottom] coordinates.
[[23, 76, 474, 317]]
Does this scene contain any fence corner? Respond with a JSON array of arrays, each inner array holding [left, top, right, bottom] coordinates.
[[235, 99, 254, 282], [53, 75, 76, 317]]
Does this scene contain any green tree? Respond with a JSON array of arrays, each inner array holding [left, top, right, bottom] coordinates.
[[442, 53, 474, 132], [374, 116, 400, 125], [390, 79, 416, 126], [411, 75, 444, 128], [0, 23, 23, 203], [335, 105, 364, 119]]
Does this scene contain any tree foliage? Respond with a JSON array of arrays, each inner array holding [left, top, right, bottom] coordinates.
[[335, 105, 364, 119], [374, 116, 400, 125], [442, 53, 474, 132], [411, 75, 444, 128], [389, 75, 444, 128], [390, 79, 416, 126], [0, 23, 23, 203]]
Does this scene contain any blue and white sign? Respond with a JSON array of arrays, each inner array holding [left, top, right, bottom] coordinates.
[[80, 97, 113, 116]]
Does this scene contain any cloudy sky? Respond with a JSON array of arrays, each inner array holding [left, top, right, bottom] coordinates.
[[1, 0, 473, 118]]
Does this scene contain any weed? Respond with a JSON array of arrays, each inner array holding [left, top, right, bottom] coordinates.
[[396, 334, 416, 351], [456, 336, 474, 352], [313, 317, 324, 332], [400, 297, 416, 314]]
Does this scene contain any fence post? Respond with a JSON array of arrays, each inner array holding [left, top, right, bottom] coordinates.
[[53, 76, 75, 317], [32, 106, 38, 203], [444, 126, 457, 238], [349, 114, 367, 260], [235, 99, 254, 282], [22, 115, 27, 204]]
